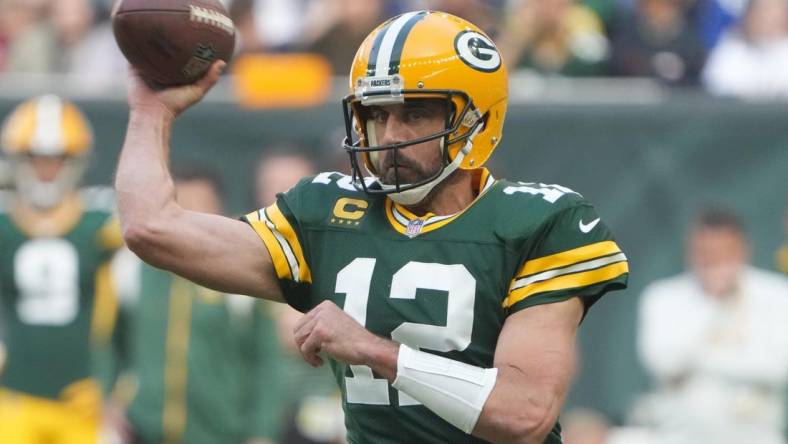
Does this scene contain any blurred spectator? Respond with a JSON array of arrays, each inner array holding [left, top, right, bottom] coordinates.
[[48, 0, 97, 72], [691, 0, 748, 48], [638, 207, 788, 444], [251, 0, 314, 50], [702, 0, 788, 99], [254, 146, 319, 205], [583, 0, 619, 30], [424, 0, 503, 36], [229, 0, 261, 53], [498, 0, 610, 76], [302, 0, 385, 75], [121, 165, 283, 444], [562, 407, 659, 444], [610, 0, 706, 85], [0, 0, 51, 72], [60, 0, 128, 91], [0, 95, 122, 443], [253, 149, 345, 444], [562, 408, 610, 444]]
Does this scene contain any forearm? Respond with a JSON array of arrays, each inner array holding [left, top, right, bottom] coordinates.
[[296, 300, 577, 443], [362, 340, 555, 444], [473, 365, 565, 444], [115, 108, 178, 234]]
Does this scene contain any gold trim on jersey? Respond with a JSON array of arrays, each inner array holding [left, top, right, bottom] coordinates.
[[90, 262, 118, 346], [517, 241, 622, 278], [504, 241, 629, 307], [163, 278, 192, 444], [244, 203, 312, 283], [97, 216, 124, 250], [10, 192, 83, 237], [385, 168, 495, 236]]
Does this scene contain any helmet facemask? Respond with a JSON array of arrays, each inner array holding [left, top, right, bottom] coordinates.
[[11, 154, 87, 210], [342, 87, 485, 205]]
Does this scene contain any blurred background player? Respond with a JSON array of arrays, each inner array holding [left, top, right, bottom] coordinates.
[[253, 149, 345, 444], [117, 164, 283, 444], [0, 94, 122, 443], [637, 207, 788, 444]]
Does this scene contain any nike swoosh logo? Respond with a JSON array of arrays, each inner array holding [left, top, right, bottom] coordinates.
[[579, 218, 600, 233]]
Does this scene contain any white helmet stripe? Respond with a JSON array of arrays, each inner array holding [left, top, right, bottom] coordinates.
[[373, 11, 422, 77], [31, 95, 65, 156]]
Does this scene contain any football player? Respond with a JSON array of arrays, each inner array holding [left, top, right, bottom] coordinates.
[[0, 95, 122, 443], [116, 11, 629, 444]]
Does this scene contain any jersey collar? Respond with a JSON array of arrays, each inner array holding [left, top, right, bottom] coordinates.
[[384, 168, 495, 238]]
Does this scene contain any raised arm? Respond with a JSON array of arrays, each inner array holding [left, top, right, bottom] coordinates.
[[116, 62, 283, 302]]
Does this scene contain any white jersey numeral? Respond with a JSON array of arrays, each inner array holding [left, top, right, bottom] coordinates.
[[312, 172, 375, 191], [15, 239, 80, 326], [503, 183, 580, 203], [337, 258, 391, 405], [336, 258, 476, 407]]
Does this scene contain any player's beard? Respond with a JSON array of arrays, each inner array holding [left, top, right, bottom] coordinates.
[[379, 149, 442, 186]]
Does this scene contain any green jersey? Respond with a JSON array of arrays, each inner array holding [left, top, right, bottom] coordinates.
[[243, 169, 629, 444], [0, 188, 121, 400], [126, 265, 283, 444]]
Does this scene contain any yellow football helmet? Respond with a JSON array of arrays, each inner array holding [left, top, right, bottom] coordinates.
[[0, 95, 93, 208], [342, 10, 508, 205]]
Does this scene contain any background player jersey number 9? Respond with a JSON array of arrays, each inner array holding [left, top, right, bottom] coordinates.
[[337, 258, 476, 406], [14, 239, 80, 326]]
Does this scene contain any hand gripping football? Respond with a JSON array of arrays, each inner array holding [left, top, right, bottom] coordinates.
[[112, 0, 235, 87]]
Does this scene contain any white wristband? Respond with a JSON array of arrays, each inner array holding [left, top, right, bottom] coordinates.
[[391, 344, 498, 434]]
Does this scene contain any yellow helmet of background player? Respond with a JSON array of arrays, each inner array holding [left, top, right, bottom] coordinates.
[[0, 95, 93, 208], [342, 10, 508, 205]]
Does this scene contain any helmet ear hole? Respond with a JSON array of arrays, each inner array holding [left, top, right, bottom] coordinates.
[[478, 112, 489, 133], [447, 100, 457, 129]]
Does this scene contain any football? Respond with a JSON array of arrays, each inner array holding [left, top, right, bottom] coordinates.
[[112, 0, 236, 87]]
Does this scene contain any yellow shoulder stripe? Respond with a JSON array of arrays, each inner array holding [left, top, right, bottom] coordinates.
[[97, 216, 123, 250], [245, 209, 293, 281], [504, 260, 629, 307], [267, 204, 312, 283], [244, 203, 312, 283], [90, 262, 118, 346], [517, 240, 621, 278]]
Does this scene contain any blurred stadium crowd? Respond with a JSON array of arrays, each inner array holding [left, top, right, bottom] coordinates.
[[2, 0, 788, 98]]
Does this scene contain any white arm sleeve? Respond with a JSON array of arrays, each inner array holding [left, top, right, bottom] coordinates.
[[392, 344, 498, 434]]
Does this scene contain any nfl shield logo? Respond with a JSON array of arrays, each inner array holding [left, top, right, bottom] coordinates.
[[406, 219, 424, 238]]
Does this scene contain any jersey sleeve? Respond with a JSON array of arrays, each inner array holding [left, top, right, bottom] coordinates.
[[97, 216, 123, 251], [84, 187, 124, 253], [242, 184, 313, 312], [504, 200, 629, 314]]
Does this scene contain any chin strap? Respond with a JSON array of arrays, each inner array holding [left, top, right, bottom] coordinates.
[[384, 124, 482, 206]]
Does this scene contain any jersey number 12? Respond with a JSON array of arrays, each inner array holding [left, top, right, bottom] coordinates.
[[336, 258, 476, 406]]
